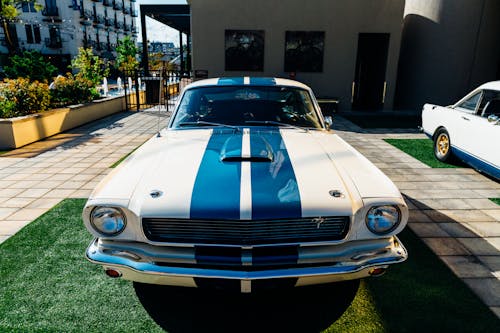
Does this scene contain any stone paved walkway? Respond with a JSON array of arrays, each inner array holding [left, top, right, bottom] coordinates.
[[0, 111, 499, 318], [0, 111, 167, 243]]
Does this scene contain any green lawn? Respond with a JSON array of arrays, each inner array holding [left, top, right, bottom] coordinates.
[[384, 138, 462, 168], [0, 199, 498, 332], [489, 198, 500, 206]]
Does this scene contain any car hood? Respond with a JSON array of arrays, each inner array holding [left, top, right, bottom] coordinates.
[[90, 128, 401, 220]]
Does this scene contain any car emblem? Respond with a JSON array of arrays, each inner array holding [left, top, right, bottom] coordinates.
[[312, 217, 326, 229], [150, 190, 163, 198], [329, 190, 344, 198]]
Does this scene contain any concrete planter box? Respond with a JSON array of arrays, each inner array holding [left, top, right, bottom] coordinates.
[[0, 95, 127, 150]]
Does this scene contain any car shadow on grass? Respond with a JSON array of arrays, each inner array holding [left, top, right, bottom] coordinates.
[[134, 280, 360, 333], [366, 195, 500, 332]]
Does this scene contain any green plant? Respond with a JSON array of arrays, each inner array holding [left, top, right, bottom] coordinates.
[[116, 36, 139, 72], [71, 47, 109, 86], [50, 73, 100, 107], [0, 78, 50, 118], [4, 50, 57, 81]]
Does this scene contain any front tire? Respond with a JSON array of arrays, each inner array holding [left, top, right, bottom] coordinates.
[[434, 128, 453, 162]]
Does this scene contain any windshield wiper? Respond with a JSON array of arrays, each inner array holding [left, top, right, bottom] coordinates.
[[177, 121, 240, 131], [244, 120, 309, 132]]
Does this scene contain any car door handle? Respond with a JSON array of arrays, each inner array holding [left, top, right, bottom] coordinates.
[[462, 116, 470, 121]]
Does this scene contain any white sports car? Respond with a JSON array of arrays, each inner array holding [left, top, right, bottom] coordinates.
[[83, 77, 408, 293], [421, 81, 500, 180]]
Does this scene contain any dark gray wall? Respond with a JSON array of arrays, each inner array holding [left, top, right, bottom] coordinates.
[[395, 0, 500, 110]]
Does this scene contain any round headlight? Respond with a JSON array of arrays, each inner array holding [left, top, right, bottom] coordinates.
[[90, 207, 126, 236], [365, 205, 400, 235]]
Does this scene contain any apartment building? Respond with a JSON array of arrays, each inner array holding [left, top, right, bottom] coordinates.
[[0, 0, 138, 71]]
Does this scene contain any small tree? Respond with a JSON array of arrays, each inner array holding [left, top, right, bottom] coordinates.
[[4, 50, 57, 82], [116, 36, 139, 73], [148, 52, 163, 71], [0, 1, 42, 54], [71, 47, 109, 86]]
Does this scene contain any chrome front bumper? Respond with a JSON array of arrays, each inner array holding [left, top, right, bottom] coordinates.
[[86, 237, 407, 292]]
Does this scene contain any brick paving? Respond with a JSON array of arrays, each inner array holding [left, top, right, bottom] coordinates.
[[0, 111, 166, 244], [0, 111, 499, 318]]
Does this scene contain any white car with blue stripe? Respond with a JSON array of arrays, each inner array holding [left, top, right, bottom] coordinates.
[[83, 77, 408, 293], [421, 81, 500, 180]]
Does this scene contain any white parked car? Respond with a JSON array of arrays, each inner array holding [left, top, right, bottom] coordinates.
[[421, 81, 500, 180], [83, 77, 408, 293]]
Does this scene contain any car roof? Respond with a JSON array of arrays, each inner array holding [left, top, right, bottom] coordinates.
[[478, 81, 500, 91], [185, 77, 312, 91]]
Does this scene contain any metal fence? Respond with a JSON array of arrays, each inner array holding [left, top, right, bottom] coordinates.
[[123, 70, 192, 112]]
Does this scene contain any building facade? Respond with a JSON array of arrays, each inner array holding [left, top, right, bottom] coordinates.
[[188, 0, 500, 112], [0, 0, 139, 72], [190, 0, 405, 111]]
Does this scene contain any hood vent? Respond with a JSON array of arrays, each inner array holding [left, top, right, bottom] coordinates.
[[220, 134, 274, 162], [222, 156, 273, 162]]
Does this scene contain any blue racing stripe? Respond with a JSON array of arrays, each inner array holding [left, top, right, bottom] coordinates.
[[217, 77, 245, 86], [250, 128, 302, 220], [249, 77, 276, 86], [190, 129, 242, 219]]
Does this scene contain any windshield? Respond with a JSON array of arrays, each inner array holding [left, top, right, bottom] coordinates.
[[171, 86, 323, 129]]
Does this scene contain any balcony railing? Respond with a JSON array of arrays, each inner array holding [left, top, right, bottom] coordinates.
[[45, 37, 62, 48], [93, 15, 105, 26], [80, 9, 93, 19], [103, 0, 112, 6], [42, 7, 59, 16]]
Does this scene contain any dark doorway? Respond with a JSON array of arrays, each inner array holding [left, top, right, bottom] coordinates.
[[352, 33, 390, 110]]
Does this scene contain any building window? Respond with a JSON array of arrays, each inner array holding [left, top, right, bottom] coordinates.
[[25, 25, 33, 44], [22, 1, 37, 12], [25, 24, 41, 44], [47, 25, 62, 48], [33, 25, 41, 43]]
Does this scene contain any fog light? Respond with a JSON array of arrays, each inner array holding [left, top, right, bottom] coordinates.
[[105, 269, 122, 278], [369, 267, 386, 277]]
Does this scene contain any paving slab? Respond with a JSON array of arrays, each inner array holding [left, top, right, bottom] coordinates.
[[440, 255, 495, 278]]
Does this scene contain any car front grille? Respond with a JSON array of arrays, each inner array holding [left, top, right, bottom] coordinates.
[[142, 216, 350, 245]]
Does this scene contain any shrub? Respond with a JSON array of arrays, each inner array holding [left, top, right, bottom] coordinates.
[[71, 47, 109, 86], [4, 50, 57, 82], [50, 74, 100, 107], [0, 78, 50, 118], [116, 36, 139, 72]]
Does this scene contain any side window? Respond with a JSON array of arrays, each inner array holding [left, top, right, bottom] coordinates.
[[456, 92, 481, 113], [478, 90, 500, 117]]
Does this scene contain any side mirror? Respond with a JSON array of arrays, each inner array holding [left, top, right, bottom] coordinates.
[[487, 114, 500, 124], [324, 116, 333, 129]]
